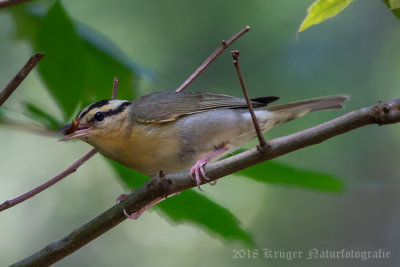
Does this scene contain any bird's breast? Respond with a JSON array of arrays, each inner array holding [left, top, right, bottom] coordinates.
[[109, 123, 187, 175]]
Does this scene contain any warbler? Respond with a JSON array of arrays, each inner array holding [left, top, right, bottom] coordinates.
[[59, 91, 348, 188]]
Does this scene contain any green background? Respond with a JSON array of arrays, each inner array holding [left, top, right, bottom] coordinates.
[[0, 0, 399, 266]]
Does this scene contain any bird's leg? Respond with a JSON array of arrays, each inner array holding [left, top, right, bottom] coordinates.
[[190, 145, 229, 191], [117, 189, 180, 220]]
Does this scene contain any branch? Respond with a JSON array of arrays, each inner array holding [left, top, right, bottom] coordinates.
[[175, 26, 250, 92], [12, 97, 400, 266], [0, 52, 45, 106], [0, 78, 121, 212], [231, 50, 267, 149], [0, 148, 97, 212], [0, 120, 55, 137], [112, 76, 119, 99], [0, 0, 35, 10]]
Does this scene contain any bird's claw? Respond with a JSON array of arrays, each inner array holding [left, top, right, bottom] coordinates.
[[124, 209, 142, 220], [117, 189, 143, 219], [116, 188, 135, 204], [116, 194, 128, 205], [190, 158, 217, 190], [122, 192, 180, 220]]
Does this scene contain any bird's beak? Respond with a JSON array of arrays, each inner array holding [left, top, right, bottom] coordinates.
[[57, 119, 91, 141]]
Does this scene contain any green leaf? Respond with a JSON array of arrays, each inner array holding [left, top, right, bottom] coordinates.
[[238, 161, 344, 192], [109, 160, 254, 246], [226, 149, 343, 191], [389, 0, 400, 9], [10, 1, 138, 120], [25, 102, 62, 130], [383, 0, 400, 19], [157, 190, 253, 245], [35, 1, 88, 118], [298, 0, 355, 32]]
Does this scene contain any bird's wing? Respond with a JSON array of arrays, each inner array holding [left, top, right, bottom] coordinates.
[[131, 91, 279, 123]]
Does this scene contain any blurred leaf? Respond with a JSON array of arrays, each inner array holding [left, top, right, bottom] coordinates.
[[10, 1, 138, 121], [35, 1, 88, 118], [157, 190, 253, 245], [109, 160, 254, 246], [389, 0, 400, 9], [239, 161, 344, 192], [75, 23, 151, 79], [383, 0, 400, 19], [25, 102, 62, 130], [226, 149, 343, 191], [298, 0, 355, 32]]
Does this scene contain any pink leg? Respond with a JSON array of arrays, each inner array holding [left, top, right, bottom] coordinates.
[[118, 190, 179, 220], [190, 146, 229, 191]]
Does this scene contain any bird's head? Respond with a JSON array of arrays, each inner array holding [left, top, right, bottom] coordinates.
[[58, 99, 132, 143]]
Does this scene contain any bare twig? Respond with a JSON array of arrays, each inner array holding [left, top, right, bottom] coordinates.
[[0, 52, 45, 106], [0, 148, 97, 212], [0, 120, 56, 137], [112, 77, 119, 99], [12, 97, 400, 266], [231, 50, 267, 149], [175, 26, 250, 92], [0, 0, 35, 10], [0, 78, 121, 212]]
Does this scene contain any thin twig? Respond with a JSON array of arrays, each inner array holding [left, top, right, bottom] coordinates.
[[0, 78, 121, 212], [0, 148, 97, 212], [231, 50, 267, 149], [175, 26, 250, 92], [112, 77, 119, 99], [11, 97, 400, 266], [0, 0, 35, 10], [0, 120, 56, 137], [0, 52, 45, 106]]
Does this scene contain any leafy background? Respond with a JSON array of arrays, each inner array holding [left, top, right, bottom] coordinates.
[[0, 0, 399, 266]]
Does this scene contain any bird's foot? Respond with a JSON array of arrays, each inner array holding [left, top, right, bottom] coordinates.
[[190, 158, 209, 191], [116, 194, 128, 204], [119, 190, 180, 220], [116, 188, 135, 204], [123, 203, 151, 220], [190, 146, 229, 191]]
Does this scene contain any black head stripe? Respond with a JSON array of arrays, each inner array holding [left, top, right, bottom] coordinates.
[[103, 102, 131, 118], [77, 99, 110, 120]]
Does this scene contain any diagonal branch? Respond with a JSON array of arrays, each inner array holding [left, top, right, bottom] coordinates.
[[12, 97, 400, 267], [231, 50, 268, 149], [0, 148, 98, 212], [0, 0, 35, 10], [0, 52, 45, 106], [176, 26, 250, 92]]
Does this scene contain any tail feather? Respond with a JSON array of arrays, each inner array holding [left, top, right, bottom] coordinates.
[[266, 95, 349, 124]]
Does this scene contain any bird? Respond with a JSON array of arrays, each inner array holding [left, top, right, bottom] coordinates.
[[58, 91, 348, 190]]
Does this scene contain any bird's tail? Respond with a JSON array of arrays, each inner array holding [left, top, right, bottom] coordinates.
[[266, 95, 349, 125]]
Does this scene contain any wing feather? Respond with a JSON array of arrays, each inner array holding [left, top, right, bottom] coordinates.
[[131, 92, 279, 123]]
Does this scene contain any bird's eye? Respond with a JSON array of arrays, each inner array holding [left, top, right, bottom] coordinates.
[[94, 111, 104, 122]]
